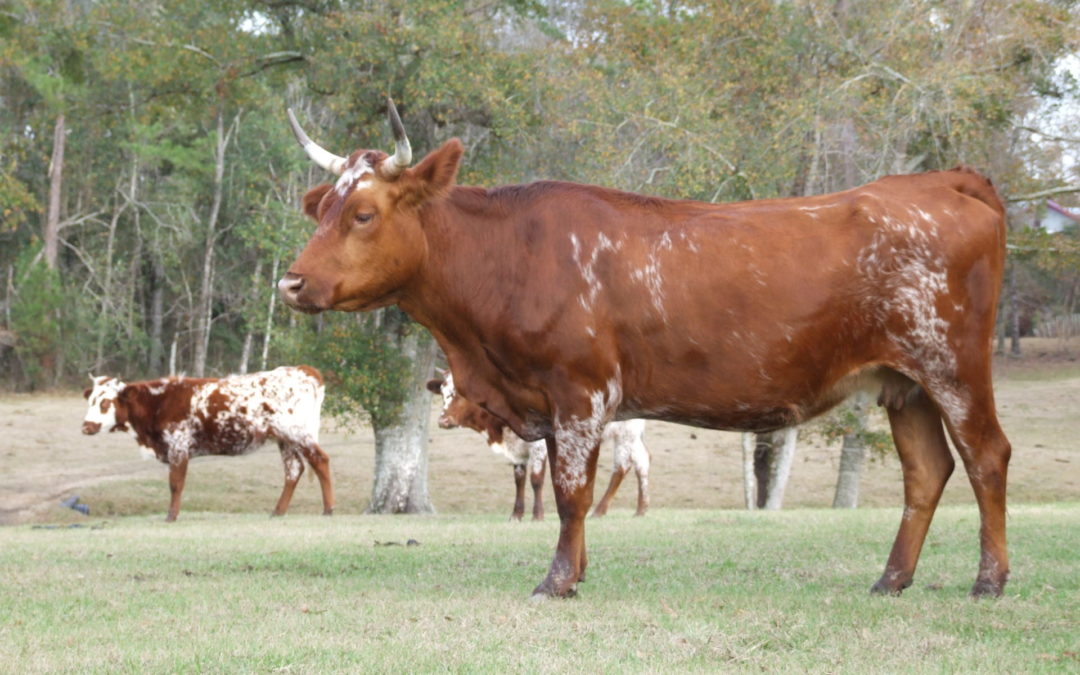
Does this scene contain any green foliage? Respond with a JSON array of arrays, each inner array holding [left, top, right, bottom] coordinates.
[[9, 248, 69, 389], [807, 402, 895, 459], [0, 0, 1077, 389], [275, 314, 411, 429]]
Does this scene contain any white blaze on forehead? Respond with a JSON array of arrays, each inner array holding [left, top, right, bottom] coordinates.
[[335, 156, 375, 197], [83, 376, 125, 429], [438, 372, 456, 412]]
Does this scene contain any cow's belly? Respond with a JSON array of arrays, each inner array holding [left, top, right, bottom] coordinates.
[[618, 365, 910, 433], [183, 418, 271, 458]]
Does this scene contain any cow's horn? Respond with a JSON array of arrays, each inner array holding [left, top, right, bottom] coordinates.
[[286, 109, 347, 176], [381, 98, 412, 179]]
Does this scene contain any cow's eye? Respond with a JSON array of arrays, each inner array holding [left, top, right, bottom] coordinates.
[[354, 213, 374, 225]]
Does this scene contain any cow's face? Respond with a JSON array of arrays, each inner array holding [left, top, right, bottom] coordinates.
[[425, 372, 499, 437], [82, 375, 127, 434], [426, 373, 462, 429], [279, 101, 463, 314]]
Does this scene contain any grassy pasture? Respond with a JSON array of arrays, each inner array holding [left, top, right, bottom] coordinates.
[[2, 339, 1078, 671], [2, 505, 1079, 673]]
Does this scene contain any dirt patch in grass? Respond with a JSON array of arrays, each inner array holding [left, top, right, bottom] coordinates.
[[2, 337, 1078, 524]]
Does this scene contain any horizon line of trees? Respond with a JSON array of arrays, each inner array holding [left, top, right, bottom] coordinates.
[[2, 0, 1078, 511]]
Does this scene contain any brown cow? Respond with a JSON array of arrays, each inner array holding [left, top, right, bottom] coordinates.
[[81, 366, 334, 521], [427, 372, 651, 520], [427, 373, 548, 521], [279, 101, 1011, 599]]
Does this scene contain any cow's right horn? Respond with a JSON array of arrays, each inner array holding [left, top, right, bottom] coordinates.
[[286, 109, 348, 175], [380, 98, 412, 180]]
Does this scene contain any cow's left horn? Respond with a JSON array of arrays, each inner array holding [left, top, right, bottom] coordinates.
[[380, 98, 412, 180], [286, 109, 348, 175]]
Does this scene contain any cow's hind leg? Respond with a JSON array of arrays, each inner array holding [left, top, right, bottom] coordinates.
[[511, 464, 527, 521], [533, 435, 600, 598], [933, 380, 1012, 597], [530, 455, 546, 521], [590, 465, 626, 518], [633, 448, 651, 517], [872, 387, 954, 595], [300, 442, 334, 515], [273, 442, 304, 517]]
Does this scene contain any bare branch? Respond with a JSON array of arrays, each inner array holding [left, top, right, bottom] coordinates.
[[1006, 186, 1080, 203]]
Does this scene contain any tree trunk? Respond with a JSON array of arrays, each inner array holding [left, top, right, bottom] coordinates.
[[1005, 260, 1021, 356], [763, 427, 797, 510], [741, 432, 757, 509], [238, 259, 263, 374], [260, 256, 279, 371], [742, 427, 798, 510], [367, 313, 438, 514], [44, 114, 65, 271], [149, 255, 165, 373], [832, 392, 869, 508], [193, 111, 232, 376]]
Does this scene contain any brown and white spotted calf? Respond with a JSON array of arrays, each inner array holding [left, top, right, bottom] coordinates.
[[81, 366, 334, 521], [427, 373, 651, 519]]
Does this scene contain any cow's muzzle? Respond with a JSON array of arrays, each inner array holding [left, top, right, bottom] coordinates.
[[438, 414, 457, 430], [277, 273, 323, 313], [82, 421, 101, 435]]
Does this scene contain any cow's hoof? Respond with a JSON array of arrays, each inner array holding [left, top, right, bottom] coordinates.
[[530, 581, 578, 599], [323, 509, 334, 516], [870, 576, 911, 596], [970, 578, 1005, 598]]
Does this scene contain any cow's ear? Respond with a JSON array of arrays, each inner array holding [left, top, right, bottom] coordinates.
[[301, 184, 333, 220], [83, 387, 92, 399], [426, 378, 444, 394], [400, 139, 463, 205]]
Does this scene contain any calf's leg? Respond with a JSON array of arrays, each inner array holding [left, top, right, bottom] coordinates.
[[301, 443, 335, 515], [530, 456, 546, 521], [273, 443, 304, 516], [590, 465, 626, 518], [633, 459, 650, 517], [166, 456, 189, 522], [511, 464, 527, 521]]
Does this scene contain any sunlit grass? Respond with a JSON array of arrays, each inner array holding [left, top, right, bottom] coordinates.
[[2, 504, 1078, 672]]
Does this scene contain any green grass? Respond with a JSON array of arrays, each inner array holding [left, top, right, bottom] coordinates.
[[2, 505, 1079, 673]]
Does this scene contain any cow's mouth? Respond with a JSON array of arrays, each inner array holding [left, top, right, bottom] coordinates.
[[82, 421, 101, 435], [283, 298, 326, 314]]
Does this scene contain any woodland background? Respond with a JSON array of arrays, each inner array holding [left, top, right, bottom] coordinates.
[[2, 1, 1079, 497]]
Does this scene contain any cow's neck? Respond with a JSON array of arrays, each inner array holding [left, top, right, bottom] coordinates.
[[399, 185, 552, 439]]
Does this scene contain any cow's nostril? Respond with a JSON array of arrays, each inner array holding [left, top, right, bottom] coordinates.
[[278, 274, 305, 297]]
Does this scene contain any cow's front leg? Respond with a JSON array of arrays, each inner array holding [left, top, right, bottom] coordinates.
[[532, 434, 600, 598], [166, 456, 189, 522]]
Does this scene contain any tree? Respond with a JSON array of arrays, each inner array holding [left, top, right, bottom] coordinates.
[[741, 428, 798, 510]]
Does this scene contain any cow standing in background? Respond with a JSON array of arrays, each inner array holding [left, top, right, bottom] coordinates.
[[81, 366, 334, 521], [279, 101, 1011, 599], [427, 373, 651, 519], [427, 373, 548, 521]]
